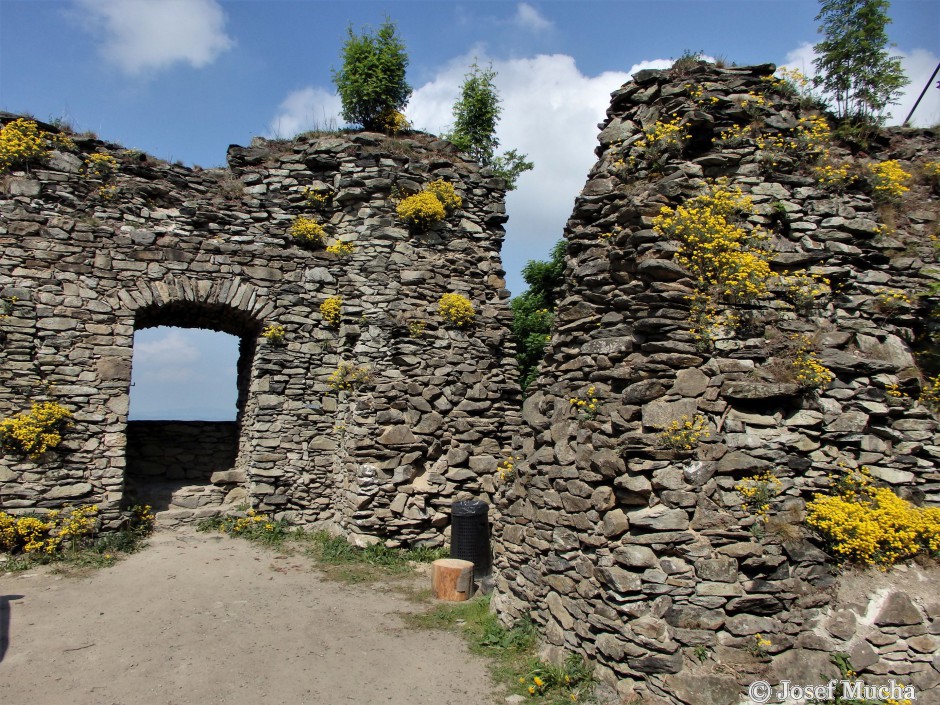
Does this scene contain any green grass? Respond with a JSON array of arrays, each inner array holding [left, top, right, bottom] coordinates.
[[299, 530, 447, 584], [408, 595, 596, 704]]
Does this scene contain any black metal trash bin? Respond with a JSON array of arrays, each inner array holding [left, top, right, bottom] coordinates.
[[450, 499, 491, 579]]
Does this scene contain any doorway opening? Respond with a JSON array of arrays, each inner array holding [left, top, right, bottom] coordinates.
[[124, 302, 259, 524]]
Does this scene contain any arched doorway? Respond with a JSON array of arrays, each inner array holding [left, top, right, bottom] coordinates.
[[124, 302, 261, 524]]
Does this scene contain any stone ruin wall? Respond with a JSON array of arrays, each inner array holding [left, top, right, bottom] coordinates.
[[492, 63, 940, 704], [0, 118, 521, 545]]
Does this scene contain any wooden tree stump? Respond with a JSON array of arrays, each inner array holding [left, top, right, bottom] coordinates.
[[431, 558, 475, 601]]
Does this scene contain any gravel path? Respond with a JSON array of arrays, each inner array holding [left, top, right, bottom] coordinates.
[[0, 530, 496, 705]]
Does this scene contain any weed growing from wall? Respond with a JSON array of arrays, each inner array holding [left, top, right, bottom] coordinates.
[[0, 401, 73, 459]]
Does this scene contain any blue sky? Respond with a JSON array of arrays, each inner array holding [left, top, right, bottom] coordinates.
[[2, 0, 937, 419]]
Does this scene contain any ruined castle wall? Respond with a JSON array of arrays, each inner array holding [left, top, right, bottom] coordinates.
[[492, 63, 940, 703], [0, 121, 521, 544]]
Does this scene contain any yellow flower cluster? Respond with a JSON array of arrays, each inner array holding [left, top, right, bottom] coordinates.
[[397, 190, 446, 230], [924, 160, 940, 192], [0, 505, 98, 555], [919, 374, 940, 412], [425, 179, 462, 213], [407, 319, 427, 338], [289, 216, 326, 247], [735, 471, 782, 519], [652, 185, 772, 301], [569, 385, 599, 419], [0, 118, 74, 172], [754, 114, 830, 169], [438, 292, 475, 328], [304, 186, 333, 208], [885, 383, 906, 399], [814, 161, 855, 191], [780, 272, 830, 311], [377, 108, 410, 135], [717, 123, 757, 147], [748, 633, 772, 658], [261, 323, 285, 344], [327, 362, 372, 392], [868, 160, 911, 202], [497, 454, 519, 483], [687, 298, 739, 350], [397, 179, 462, 230], [320, 296, 342, 327], [806, 466, 940, 567], [0, 401, 73, 459], [875, 288, 913, 313], [791, 336, 834, 390], [634, 116, 689, 157], [657, 414, 710, 451], [84, 152, 119, 179], [325, 241, 355, 257]]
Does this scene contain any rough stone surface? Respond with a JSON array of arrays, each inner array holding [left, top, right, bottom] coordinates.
[[491, 62, 940, 705], [0, 123, 521, 546]]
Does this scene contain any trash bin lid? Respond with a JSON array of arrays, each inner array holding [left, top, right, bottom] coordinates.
[[452, 499, 489, 517]]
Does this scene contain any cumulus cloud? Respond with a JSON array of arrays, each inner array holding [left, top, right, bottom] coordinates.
[[74, 0, 234, 74], [407, 52, 632, 294], [779, 42, 940, 127], [514, 3, 553, 32], [266, 87, 344, 138]]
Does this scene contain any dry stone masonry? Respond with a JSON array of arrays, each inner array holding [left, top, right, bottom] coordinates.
[[492, 63, 940, 704], [0, 117, 521, 545]]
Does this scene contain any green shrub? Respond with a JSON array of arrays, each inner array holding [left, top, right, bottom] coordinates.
[[332, 19, 412, 131]]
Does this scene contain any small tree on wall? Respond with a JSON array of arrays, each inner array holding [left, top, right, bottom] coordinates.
[[332, 18, 412, 131], [446, 62, 534, 191], [812, 0, 909, 123]]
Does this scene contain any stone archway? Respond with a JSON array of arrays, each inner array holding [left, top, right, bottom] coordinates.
[[120, 285, 266, 525]]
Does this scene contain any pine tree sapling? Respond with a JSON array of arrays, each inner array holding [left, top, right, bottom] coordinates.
[[332, 19, 412, 131], [812, 0, 909, 123]]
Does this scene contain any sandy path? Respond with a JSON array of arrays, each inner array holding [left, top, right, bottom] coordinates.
[[0, 530, 496, 705]]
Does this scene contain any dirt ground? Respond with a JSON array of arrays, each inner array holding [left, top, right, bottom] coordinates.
[[0, 529, 497, 705]]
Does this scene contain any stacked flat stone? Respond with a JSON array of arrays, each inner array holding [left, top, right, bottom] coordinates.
[[0, 118, 521, 546], [492, 62, 940, 704]]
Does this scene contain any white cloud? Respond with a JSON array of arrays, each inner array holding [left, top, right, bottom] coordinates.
[[408, 52, 631, 295], [266, 87, 344, 138], [514, 3, 553, 32], [134, 328, 201, 367], [779, 42, 940, 127], [75, 0, 234, 74]]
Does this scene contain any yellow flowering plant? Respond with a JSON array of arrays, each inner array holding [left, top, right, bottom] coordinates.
[[438, 292, 475, 328], [377, 108, 410, 134], [0, 401, 73, 459], [790, 335, 834, 391], [320, 296, 342, 327], [806, 465, 940, 567], [735, 471, 782, 521], [652, 185, 771, 302], [327, 362, 372, 393], [868, 160, 911, 202], [197, 508, 289, 547], [397, 191, 446, 230], [0, 118, 75, 172], [84, 152, 119, 179], [657, 414, 710, 452], [569, 385, 599, 420], [425, 179, 462, 213], [632, 115, 689, 166], [326, 241, 355, 258], [261, 324, 286, 345], [289, 216, 326, 247], [0, 504, 98, 556]]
